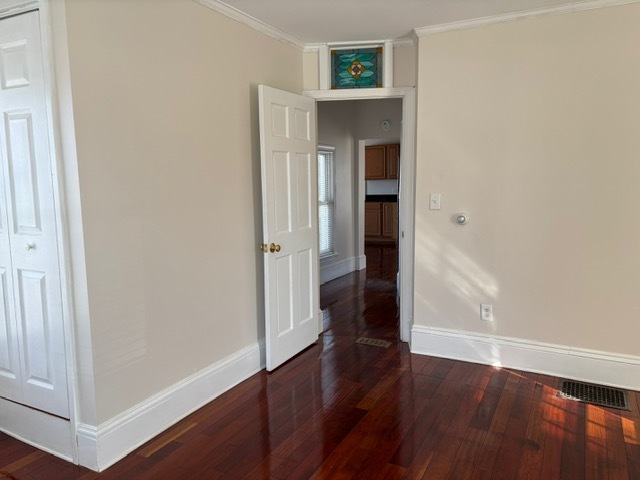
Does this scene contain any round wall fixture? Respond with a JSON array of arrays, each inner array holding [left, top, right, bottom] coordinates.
[[380, 120, 391, 131], [455, 213, 469, 225]]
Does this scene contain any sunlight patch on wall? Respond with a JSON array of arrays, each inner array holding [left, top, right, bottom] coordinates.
[[414, 215, 499, 324], [444, 244, 499, 298]]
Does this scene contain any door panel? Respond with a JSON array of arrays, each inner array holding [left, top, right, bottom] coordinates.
[[271, 103, 288, 137], [0, 112, 20, 398], [17, 269, 53, 388], [275, 255, 293, 336], [0, 11, 69, 418], [296, 153, 312, 229], [0, 39, 30, 89], [273, 152, 292, 233], [0, 270, 11, 370], [259, 85, 319, 371], [0, 268, 19, 382], [297, 248, 313, 325], [294, 109, 310, 140], [6, 110, 41, 234]]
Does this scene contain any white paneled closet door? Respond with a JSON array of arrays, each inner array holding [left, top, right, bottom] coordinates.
[[0, 10, 69, 418]]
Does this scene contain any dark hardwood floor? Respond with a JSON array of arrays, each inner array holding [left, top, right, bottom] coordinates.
[[2, 245, 639, 479]]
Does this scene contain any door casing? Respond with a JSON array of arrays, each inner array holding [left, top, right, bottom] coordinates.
[[305, 87, 416, 344]]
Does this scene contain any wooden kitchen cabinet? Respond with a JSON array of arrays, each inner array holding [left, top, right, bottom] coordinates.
[[386, 144, 399, 179], [365, 202, 382, 237], [365, 144, 400, 180], [364, 146, 386, 179], [365, 202, 398, 244], [382, 203, 396, 240]]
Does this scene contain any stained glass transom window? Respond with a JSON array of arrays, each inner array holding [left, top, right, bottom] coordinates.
[[331, 47, 383, 89]]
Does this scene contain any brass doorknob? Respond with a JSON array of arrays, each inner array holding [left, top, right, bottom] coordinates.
[[269, 243, 281, 253], [259, 243, 268, 253]]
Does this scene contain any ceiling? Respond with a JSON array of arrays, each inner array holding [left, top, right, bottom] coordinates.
[[218, 0, 608, 44]]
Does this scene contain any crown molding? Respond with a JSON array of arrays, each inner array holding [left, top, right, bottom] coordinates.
[[192, 0, 305, 51], [407, 29, 419, 45], [393, 38, 417, 47], [415, 0, 640, 36]]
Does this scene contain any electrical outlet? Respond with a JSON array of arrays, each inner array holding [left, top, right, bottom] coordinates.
[[481, 304, 493, 321], [430, 193, 441, 210]]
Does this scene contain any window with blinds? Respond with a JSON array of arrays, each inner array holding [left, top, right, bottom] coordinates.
[[318, 147, 335, 258]]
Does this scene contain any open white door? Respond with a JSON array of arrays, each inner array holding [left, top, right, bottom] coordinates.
[[259, 85, 319, 371]]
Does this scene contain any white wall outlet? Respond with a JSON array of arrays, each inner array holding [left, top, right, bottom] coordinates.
[[430, 193, 441, 210], [481, 304, 493, 321]]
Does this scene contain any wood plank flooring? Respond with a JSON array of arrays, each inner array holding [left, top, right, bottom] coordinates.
[[1, 245, 639, 479]]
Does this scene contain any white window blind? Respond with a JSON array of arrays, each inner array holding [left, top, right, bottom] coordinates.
[[318, 147, 335, 257]]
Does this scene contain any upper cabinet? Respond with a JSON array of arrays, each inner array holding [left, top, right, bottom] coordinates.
[[364, 145, 386, 179], [365, 144, 400, 180], [386, 144, 399, 179]]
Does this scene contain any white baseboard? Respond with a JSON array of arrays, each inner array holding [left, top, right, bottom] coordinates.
[[411, 326, 640, 391], [0, 398, 75, 461], [320, 256, 359, 284], [356, 254, 366, 270], [77, 341, 265, 472]]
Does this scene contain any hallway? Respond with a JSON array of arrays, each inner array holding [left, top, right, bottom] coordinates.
[[321, 245, 399, 343]]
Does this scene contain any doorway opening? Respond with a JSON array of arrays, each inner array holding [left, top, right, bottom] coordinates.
[[316, 98, 403, 342]]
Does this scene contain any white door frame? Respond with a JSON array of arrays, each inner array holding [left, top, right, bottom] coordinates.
[[0, 0, 84, 463], [303, 87, 416, 344]]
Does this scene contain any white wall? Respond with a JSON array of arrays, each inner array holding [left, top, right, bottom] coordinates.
[[354, 99, 402, 142], [317, 101, 357, 282], [63, 0, 303, 425], [414, 3, 640, 358], [393, 45, 416, 88], [303, 50, 319, 90]]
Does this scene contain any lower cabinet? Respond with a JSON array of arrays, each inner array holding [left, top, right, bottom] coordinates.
[[365, 202, 398, 244], [383, 203, 397, 239], [365, 202, 383, 238]]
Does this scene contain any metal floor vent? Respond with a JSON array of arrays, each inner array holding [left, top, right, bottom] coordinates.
[[559, 380, 630, 410], [355, 337, 392, 348]]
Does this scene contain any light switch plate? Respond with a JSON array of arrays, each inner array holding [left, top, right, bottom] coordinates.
[[430, 193, 441, 210]]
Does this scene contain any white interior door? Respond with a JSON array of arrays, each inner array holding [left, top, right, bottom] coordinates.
[[0, 10, 69, 418], [259, 85, 319, 371]]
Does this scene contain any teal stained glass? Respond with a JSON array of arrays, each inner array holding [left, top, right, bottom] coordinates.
[[331, 47, 383, 89]]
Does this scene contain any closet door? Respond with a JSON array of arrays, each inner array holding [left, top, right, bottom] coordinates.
[[0, 123, 21, 405], [0, 10, 69, 418]]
